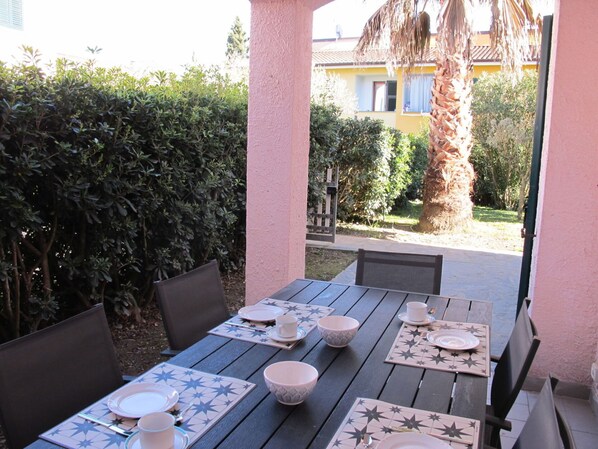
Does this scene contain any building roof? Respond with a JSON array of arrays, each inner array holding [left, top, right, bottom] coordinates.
[[312, 37, 524, 67]]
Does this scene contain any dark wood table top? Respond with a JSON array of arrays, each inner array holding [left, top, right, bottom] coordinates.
[[29, 279, 492, 449]]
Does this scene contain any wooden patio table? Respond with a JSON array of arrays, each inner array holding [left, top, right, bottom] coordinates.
[[27, 279, 492, 449]]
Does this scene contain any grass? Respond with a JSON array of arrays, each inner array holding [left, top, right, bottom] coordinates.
[[305, 247, 356, 281], [337, 201, 523, 253]]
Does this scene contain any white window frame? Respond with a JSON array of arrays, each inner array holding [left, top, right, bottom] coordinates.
[[372, 80, 397, 112]]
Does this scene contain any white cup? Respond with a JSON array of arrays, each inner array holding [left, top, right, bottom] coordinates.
[[406, 302, 428, 322], [138, 412, 175, 449], [276, 314, 298, 338]]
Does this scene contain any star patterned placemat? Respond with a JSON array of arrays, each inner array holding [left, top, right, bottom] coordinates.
[[209, 298, 335, 349], [40, 363, 255, 449], [326, 397, 480, 449], [385, 320, 490, 377]]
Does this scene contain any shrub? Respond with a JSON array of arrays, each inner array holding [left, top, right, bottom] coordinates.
[[335, 118, 411, 221], [308, 103, 341, 209], [471, 71, 537, 217], [403, 129, 429, 202], [0, 58, 247, 339]]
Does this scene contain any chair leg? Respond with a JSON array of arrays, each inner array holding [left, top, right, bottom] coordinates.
[[489, 426, 502, 449]]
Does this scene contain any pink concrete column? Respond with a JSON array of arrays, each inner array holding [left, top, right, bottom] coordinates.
[[529, 0, 598, 384], [245, 0, 317, 304]]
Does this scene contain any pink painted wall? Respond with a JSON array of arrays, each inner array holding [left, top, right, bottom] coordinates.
[[529, 0, 598, 384], [245, 0, 332, 303]]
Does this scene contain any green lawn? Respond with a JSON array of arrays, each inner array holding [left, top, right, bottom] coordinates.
[[338, 201, 523, 253]]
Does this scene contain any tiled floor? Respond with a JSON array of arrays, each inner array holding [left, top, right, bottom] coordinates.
[[499, 389, 598, 449]]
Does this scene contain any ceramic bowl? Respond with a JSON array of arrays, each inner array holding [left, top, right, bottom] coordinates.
[[263, 361, 318, 405], [317, 315, 360, 348]]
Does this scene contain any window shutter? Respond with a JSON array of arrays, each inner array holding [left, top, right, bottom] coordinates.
[[0, 0, 23, 29]]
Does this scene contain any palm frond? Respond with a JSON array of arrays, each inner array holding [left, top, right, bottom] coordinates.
[[437, 0, 474, 58], [488, 0, 542, 76], [356, 0, 432, 71]]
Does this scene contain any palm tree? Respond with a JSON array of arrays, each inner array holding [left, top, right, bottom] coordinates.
[[356, 0, 541, 232]]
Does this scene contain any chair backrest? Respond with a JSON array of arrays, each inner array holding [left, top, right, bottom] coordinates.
[[490, 305, 541, 418], [0, 304, 123, 449], [513, 377, 572, 449], [355, 249, 443, 295], [154, 259, 230, 352]]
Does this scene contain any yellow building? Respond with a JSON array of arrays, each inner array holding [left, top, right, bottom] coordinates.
[[312, 34, 537, 134]]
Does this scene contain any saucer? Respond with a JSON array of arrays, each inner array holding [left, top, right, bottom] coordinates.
[[125, 427, 189, 449], [427, 329, 480, 350], [267, 327, 307, 342], [107, 382, 179, 418], [238, 304, 284, 322], [397, 312, 436, 326]]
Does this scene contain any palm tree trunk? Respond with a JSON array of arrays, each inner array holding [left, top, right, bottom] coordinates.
[[419, 48, 475, 232]]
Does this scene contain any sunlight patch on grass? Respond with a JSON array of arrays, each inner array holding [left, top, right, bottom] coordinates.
[[338, 201, 524, 253]]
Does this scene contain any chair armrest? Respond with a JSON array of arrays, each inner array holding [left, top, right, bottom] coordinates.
[[485, 414, 512, 431]]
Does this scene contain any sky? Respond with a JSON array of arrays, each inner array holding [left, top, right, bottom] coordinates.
[[1, 0, 553, 74]]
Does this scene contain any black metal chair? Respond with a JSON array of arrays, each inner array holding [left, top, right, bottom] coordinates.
[[485, 304, 541, 447], [486, 376, 576, 449], [154, 259, 230, 356], [0, 304, 124, 449], [355, 249, 443, 295]]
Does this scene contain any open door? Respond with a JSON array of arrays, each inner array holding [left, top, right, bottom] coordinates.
[[517, 15, 553, 312]]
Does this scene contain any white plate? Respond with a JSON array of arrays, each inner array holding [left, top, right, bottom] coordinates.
[[238, 304, 284, 322], [267, 327, 307, 342], [427, 329, 480, 350], [376, 433, 451, 449], [107, 382, 179, 418], [125, 427, 189, 449], [397, 312, 436, 326]]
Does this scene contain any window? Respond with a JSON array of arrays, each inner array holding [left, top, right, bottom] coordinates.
[[403, 74, 433, 113], [372, 80, 397, 112], [0, 0, 23, 30]]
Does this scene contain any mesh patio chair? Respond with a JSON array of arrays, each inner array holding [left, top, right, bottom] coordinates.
[[355, 249, 443, 295], [154, 259, 230, 356], [0, 304, 124, 449], [486, 376, 575, 449], [485, 304, 541, 447]]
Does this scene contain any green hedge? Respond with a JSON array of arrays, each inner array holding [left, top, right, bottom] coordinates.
[[335, 118, 412, 221], [0, 61, 248, 339]]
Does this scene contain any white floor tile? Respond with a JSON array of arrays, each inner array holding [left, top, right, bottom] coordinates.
[[506, 403, 530, 421], [556, 396, 598, 434], [500, 435, 517, 449], [571, 430, 598, 449]]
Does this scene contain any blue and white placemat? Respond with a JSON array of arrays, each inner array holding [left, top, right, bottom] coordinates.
[[40, 363, 255, 449], [386, 320, 490, 377], [326, 397, 480, 449], [209, 298, 335, 349]]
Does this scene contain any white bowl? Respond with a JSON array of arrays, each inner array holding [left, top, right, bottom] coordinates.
[[317, 315, 360, 348], [263, 361, 318, 405]]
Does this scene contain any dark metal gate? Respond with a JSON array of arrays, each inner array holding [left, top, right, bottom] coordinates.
[[517, 15, 553, 312], [306, 167, 338, 242]]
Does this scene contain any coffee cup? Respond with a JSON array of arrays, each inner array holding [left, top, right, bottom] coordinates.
[[138, 412, 175, 449], [406, 302, 428, 322], [276, 314, 298, 338]]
